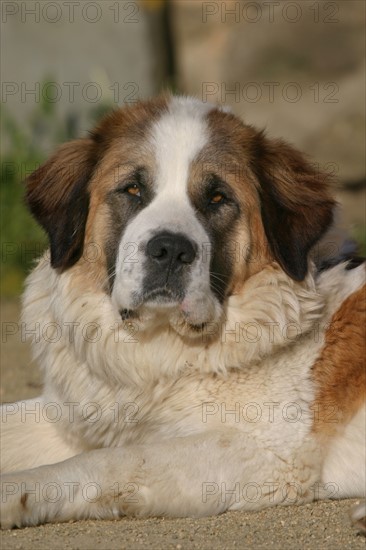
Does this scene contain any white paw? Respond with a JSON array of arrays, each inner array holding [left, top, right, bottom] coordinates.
[[1, 474, 29, 529], [0, 472, 57, 529], [351, 500, 366, 535]]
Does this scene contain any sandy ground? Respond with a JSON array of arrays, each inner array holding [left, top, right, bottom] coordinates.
[[1, 300, 365, 550]]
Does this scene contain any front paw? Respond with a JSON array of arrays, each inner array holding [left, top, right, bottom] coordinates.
[[1, 474, 29, 529], [351, 500, 366, 536], [0, 472, 53, 529]]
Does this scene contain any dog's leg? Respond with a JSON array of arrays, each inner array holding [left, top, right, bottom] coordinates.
[[351, 501, 366, 535], [1, 432, 321, 528], [320, 404, 366, 498], [0, 399, 79, 473]]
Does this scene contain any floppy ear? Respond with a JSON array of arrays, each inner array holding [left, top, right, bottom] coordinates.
[[251, 134, 335, 281], [25, 138, 98, 271]]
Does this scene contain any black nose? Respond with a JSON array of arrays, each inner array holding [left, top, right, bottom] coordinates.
[[146, 232, 196, 271]]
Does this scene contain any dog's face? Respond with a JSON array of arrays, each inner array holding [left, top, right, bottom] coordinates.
[[26, 96, 334, 336]]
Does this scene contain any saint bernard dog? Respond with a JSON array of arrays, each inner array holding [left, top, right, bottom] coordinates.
[[1, 96, 365, 531]]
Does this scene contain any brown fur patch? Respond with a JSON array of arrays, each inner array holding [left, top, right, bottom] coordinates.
[[249, 133, 335, 281], [198, 110, 272, 293], [204, 107, 335, 290], [312, 285, 366, 436], [26, 97, 168, 281], [20, 492, 28, 509], [78, 97, 168, 288], [26, 138, 97, 270]]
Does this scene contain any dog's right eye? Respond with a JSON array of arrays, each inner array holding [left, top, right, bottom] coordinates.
[[125, 184, 141, 197], [116, 183, 142, 198]]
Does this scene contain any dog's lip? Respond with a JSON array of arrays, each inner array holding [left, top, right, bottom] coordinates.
[[119, 308, 139, 321], [145, 288, 174, 298], [119, 289, 181, 320], [118, 303, 209, 335], [187, 322, 207, 332], [142, 287, 181, 304]]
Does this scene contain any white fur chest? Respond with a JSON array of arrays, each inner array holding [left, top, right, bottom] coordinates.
[[22, 258, 363, 456]]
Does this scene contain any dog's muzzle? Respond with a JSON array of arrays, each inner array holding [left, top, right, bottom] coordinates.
[[142, 232, 197, 302]]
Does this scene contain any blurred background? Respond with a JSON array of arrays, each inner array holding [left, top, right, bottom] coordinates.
[[1, 5, 365, 544], [1, 0, 365, 297]]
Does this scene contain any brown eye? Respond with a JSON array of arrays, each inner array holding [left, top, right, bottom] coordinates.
[[210, 193, 225, 204], [126, 184, 141, 197]]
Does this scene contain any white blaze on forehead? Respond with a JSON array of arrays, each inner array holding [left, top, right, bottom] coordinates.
[[112, 98, 223, 323], [150, 97, 214, 198]]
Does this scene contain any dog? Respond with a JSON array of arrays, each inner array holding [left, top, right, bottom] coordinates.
[[1, 96, 365, 531]]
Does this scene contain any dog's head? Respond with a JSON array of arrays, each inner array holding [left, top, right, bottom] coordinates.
[[26, 96, 334, 336]]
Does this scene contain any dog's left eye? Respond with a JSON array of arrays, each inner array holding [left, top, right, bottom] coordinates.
[[209, 192, 225, 205], [125, 184, 141, 197]]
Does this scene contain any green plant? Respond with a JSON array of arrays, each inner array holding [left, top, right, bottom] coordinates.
[[0, 78, 112, 296]]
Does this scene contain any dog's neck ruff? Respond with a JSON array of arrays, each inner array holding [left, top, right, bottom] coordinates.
[[23, 255, 326, 388]]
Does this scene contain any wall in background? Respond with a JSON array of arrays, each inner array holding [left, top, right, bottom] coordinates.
[[1, 0, 365, 295]]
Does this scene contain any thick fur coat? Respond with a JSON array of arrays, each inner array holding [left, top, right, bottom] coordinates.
[[1, 96, 365, 530]]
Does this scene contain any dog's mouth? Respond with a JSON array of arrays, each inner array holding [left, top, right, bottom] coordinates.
[[119, 309, 139, 321], [143, 287, 181, 305], [186, 322, 207, 333], [119, 303, 208, 335], [119, 287, 181, 325], [117, 287, 221, 338]]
